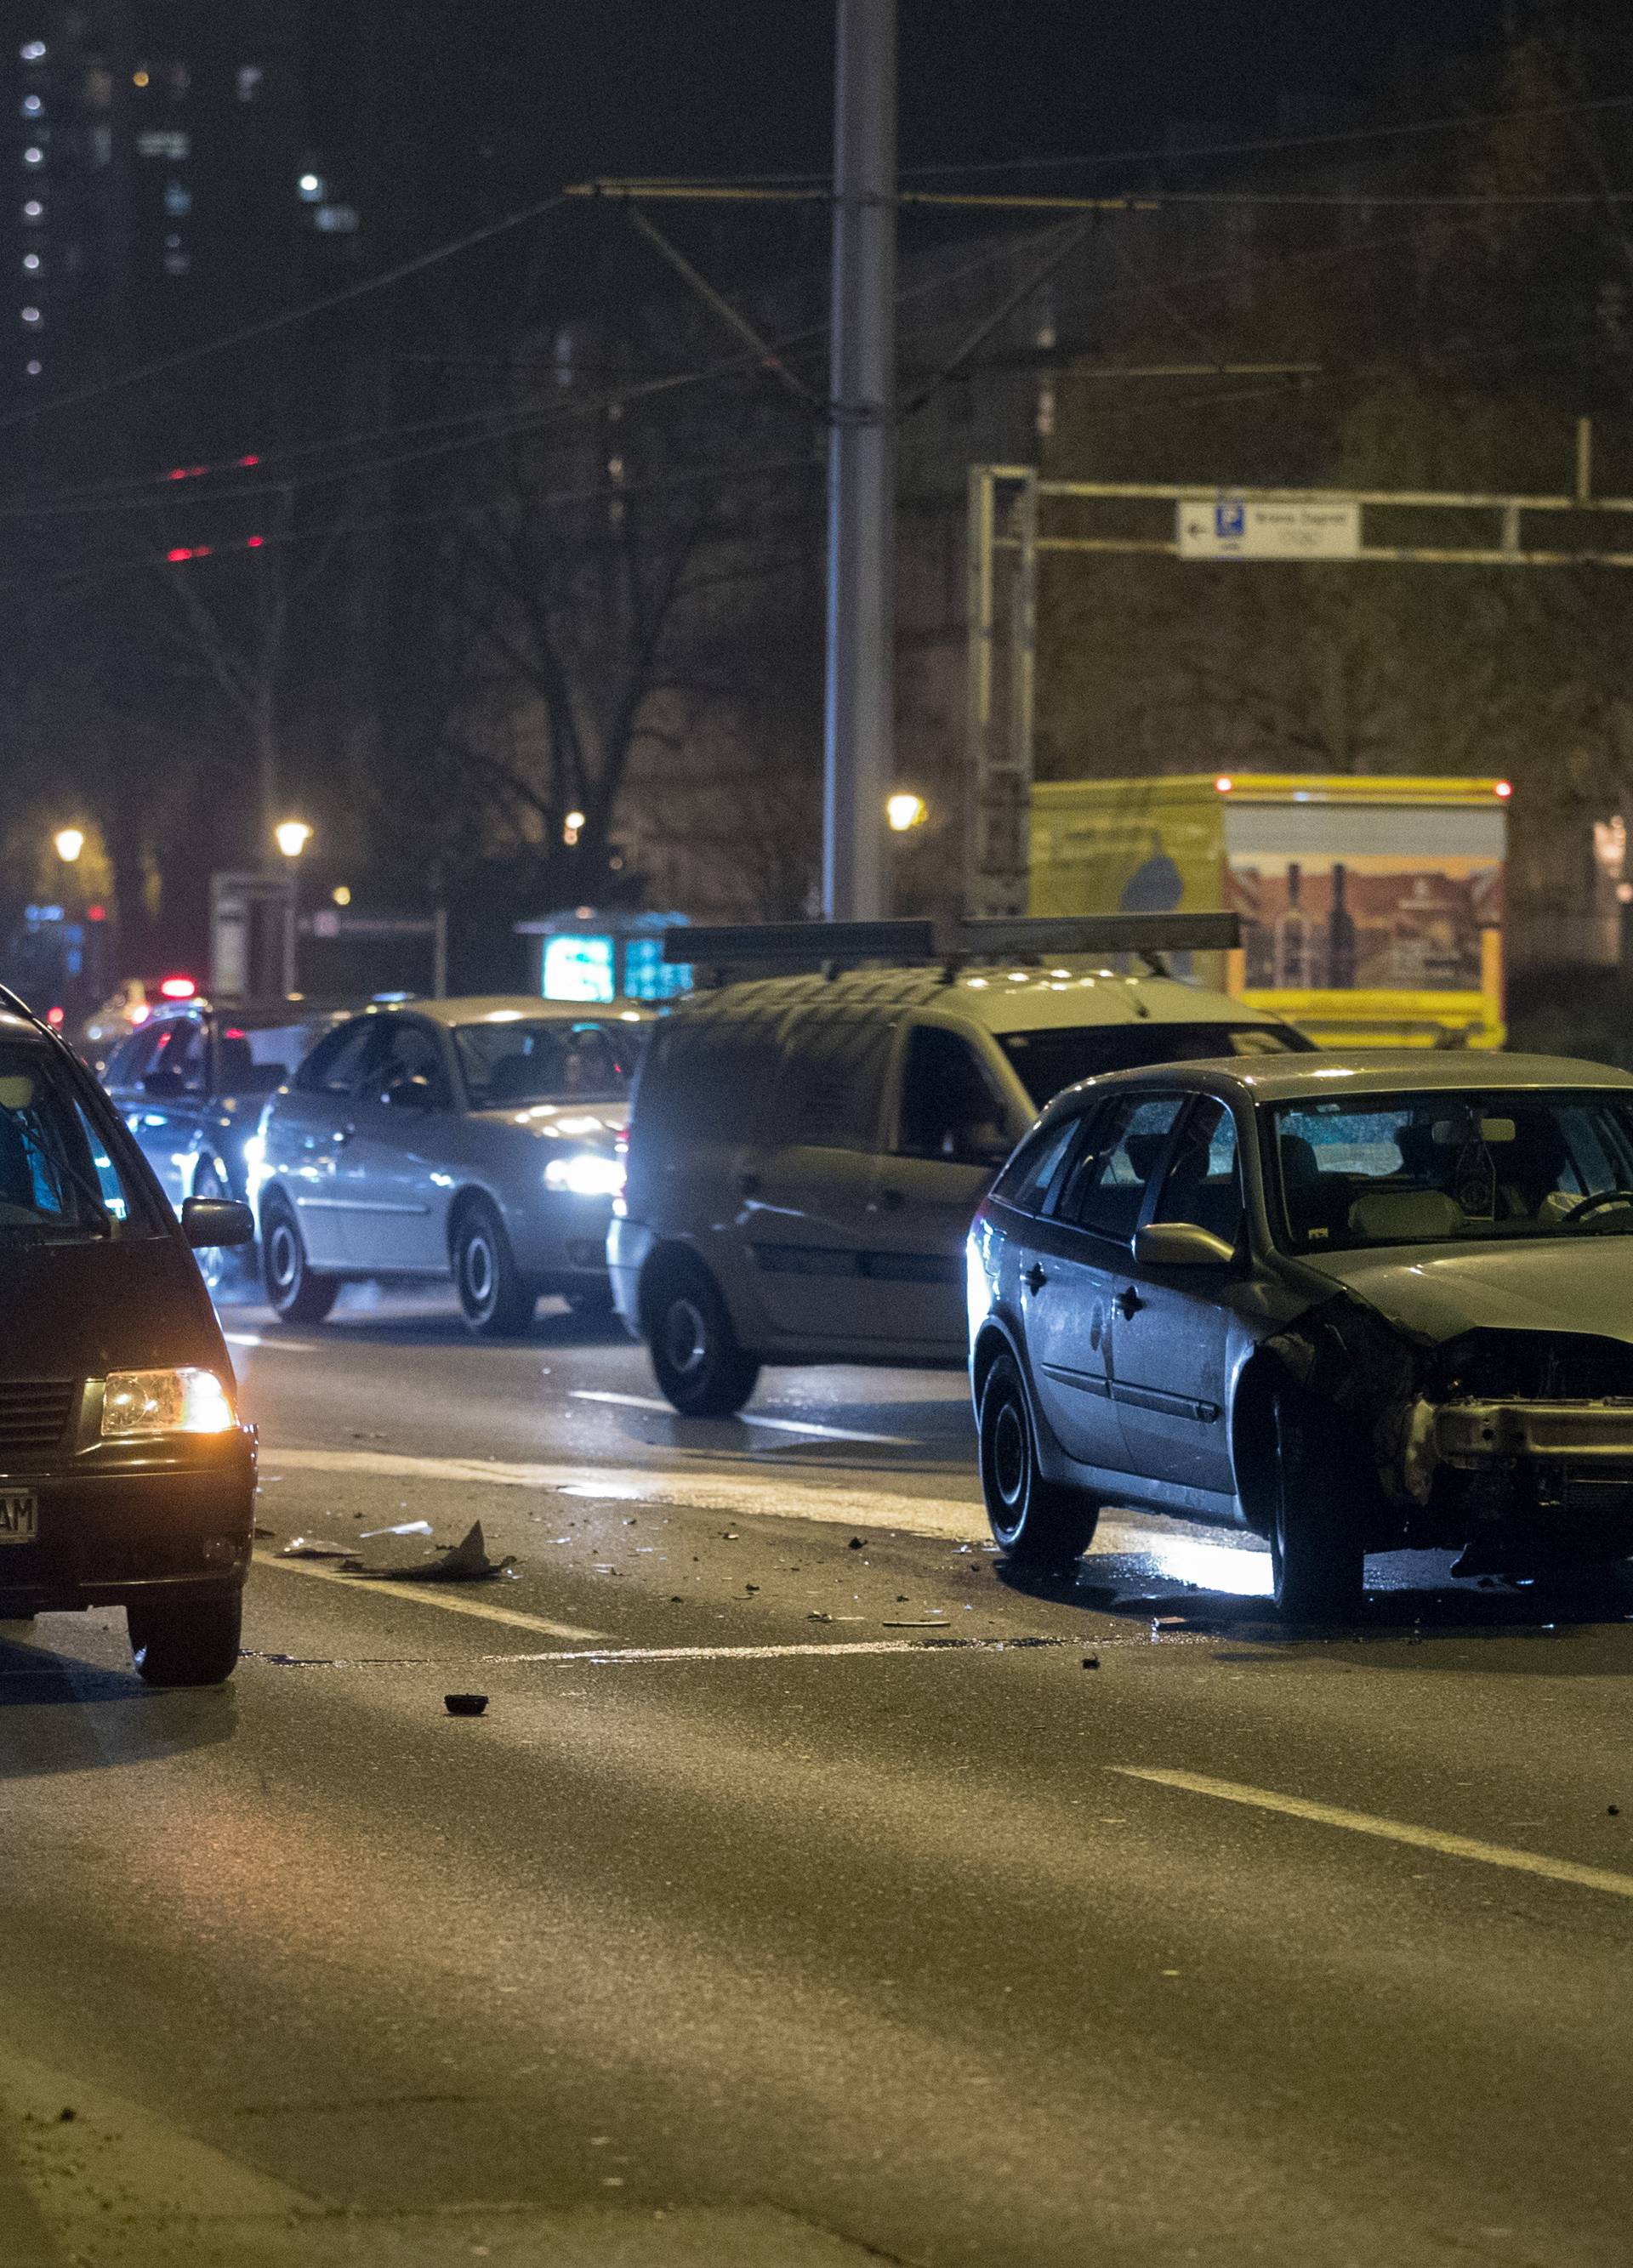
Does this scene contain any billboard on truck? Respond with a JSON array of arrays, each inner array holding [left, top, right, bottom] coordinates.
[[1030, 774, 1510, 1048]]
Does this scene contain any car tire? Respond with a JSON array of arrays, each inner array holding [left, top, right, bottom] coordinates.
[[1267, 1384, 1365, 1622], [128, 1591, 242, 1686], [646, 1262, 760, 1417], [453, 1200, 537, 1338], [262, 1196, 339, 1326], [979, 1351, 1101, 1566]]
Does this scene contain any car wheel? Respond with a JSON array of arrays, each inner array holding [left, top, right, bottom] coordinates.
[[978, 1351, 1101, 1566], [646, 1263, 760, 1417], [261, 1196, 339, 1326], [191, 1164, 236, 1295], [1267, 1384, 1365, 1621], [453, 1200, 537, 1338], [128, 1591, 242, 1686]]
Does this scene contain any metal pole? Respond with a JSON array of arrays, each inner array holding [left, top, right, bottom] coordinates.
[[281, 872, 298, 995], [822, 0, 896, 921], [432, 904, 448, 998]]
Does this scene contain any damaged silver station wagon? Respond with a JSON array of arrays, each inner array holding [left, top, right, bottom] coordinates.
[[969, 1054, 1633, 1617]]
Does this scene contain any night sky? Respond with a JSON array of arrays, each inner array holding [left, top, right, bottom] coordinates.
[[322, 1, 1511, 238]]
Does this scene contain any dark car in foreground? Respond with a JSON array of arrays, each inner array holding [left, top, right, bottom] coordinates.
[[0, 989, 256, 1682], [101, 997, 348, 1284], [251, 998, 649, 1334], [968, 1053, 1633, 1617]]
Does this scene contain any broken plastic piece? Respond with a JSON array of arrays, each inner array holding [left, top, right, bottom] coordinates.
[[345, 1521, 516, 1583], [360, 1520, 434, 1540], [277, 1538, 362, 1563], [445, 1693, 488, 1717]]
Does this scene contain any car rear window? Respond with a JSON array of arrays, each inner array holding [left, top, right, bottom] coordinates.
[[999, 1020, 1308, 1109]]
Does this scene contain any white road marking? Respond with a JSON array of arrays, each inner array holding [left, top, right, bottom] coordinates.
[[1112, 1767, 1633, 1901], [569, 1388, 916, 1447], [225, 1332, 316, 1353], [253, 1549, 606, 1642], [261, 1446, 1269, 1566], [496, 1637, 1055, 1663]]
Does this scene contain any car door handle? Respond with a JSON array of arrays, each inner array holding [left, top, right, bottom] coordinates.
[[1023, 1263, 1048, 1294], [1116, 1284, 1143, 1320]]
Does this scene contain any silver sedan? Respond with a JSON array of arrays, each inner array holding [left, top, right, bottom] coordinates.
[[249, 998, 648, 1335], [969, 1053, 1633, 1617]]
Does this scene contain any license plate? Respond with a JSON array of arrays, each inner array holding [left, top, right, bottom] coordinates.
[[0, 1492, 37, 1545]]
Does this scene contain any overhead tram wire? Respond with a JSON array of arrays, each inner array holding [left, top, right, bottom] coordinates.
[[574, 181, 1633, 213], [612, 92, 1633, 191], [0, 188, 573, 438]]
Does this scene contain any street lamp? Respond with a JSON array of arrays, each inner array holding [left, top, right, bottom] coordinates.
[[274, 820, 313, 992], [54, 826, 85, 864], [885, 792, 927, 833]]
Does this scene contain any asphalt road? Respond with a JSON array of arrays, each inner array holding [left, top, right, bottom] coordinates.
[[3, 1282, 1633, 2267]]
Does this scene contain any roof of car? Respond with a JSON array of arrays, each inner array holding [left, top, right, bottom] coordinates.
[[1064, 1050, 1633, 1106], [364, 996, 655, 1026], [669, 963, 1286, 1037]]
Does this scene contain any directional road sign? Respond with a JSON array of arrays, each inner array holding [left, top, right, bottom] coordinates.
[[1177, 495, 1362, 560]]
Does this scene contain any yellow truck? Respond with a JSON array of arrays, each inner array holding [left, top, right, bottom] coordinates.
[[1030, 772, 1510, 1049]]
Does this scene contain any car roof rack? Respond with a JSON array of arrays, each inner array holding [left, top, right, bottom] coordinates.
[[666, 912, 1240, 982]]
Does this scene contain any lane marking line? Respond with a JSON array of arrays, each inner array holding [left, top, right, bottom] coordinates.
[[252, 1550, 606, 1642], [568, 1388, 917, 1447], [260, 1447, 1270, 1566], [1112, 1766, 1633, 1901]]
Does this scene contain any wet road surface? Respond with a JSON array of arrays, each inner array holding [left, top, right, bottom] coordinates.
[[3, 1283, 1632, 2265]]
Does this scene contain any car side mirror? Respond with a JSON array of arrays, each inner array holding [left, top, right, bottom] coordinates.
[[1135, 1220, 1237, 1269], [142, 1068, 186, 1099], [182, 1196, 255, 1249], [384, 1074, 436, 1111]]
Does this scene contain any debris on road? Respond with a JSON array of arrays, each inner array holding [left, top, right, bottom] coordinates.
[[276, 1538, 363, 1564], [360, 1520, 434, 1539], [882, 1618, 949, 1629], [1082, 1656, 1100, 1669], [345, 1521, 517, 1583], [848, 1538, 863, 1550], [444, 1692, 488, 1716]]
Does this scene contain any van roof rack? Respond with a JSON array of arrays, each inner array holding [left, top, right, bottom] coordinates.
[[667, 912, 1240, 981]]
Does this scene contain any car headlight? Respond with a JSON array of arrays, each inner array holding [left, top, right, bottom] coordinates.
[[101, 1368, 236, 1438], [543, 1152, 625, 1199]]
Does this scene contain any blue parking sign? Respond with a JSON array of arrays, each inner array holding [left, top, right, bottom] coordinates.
[[1215, 498, 1245, 539]]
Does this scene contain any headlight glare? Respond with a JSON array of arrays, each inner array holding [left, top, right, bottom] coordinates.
[[543, 1151, 625, 1198], [101, 1367, 236, 1438]]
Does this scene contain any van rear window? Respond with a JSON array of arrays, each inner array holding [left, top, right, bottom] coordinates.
[[999, 1021, 1308, 1108]]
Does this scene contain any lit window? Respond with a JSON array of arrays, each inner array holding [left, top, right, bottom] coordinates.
[[22, 253, 39, 270], [132, 67, 149, 88], [20, 306, 41, 324], [297, 172, 322, 200], [136, 129, 189, 158], [23, 199, 42, 220], [25, 358, 41, 376], [21, 94, 43, 116], [314, 203, 357, 232], [20, 41, 47, 64], [163, 180, 191, 215], [236, 64, 262, 101], [23, 146, 43, 167]]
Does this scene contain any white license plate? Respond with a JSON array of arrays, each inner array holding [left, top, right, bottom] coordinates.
[[0, 1492, 38, 1545]]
